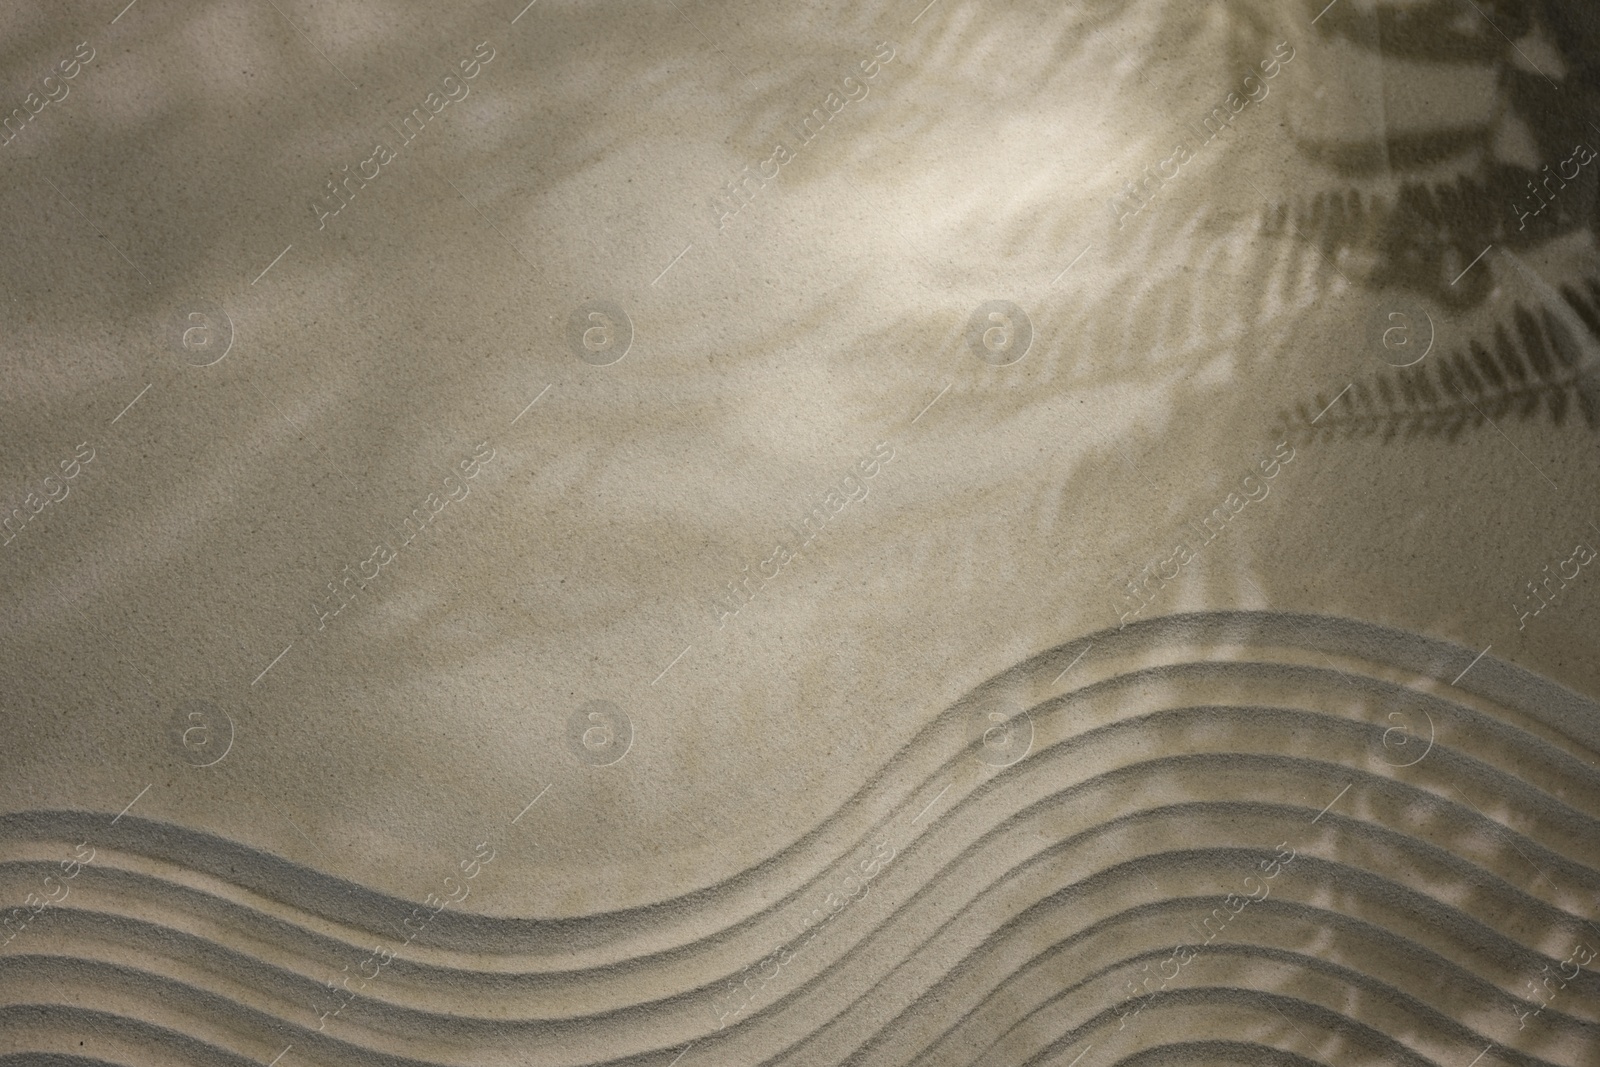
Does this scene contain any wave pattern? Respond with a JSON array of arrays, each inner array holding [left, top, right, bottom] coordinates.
[[2, 612, 1597, 1067]]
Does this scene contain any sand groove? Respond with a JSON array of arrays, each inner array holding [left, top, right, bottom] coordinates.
[[2, 613, 1597, 1067]]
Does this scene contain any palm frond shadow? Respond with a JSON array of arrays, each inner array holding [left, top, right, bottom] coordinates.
[[1277, 283, 1600, 443], [1245, 0, 1600, 447]]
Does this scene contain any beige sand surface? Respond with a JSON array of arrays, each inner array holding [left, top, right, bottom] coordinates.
[[2, 1, 1598, 1065]]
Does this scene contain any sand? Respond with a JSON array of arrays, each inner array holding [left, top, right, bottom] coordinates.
[[2, 1, 1598, 1065]]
